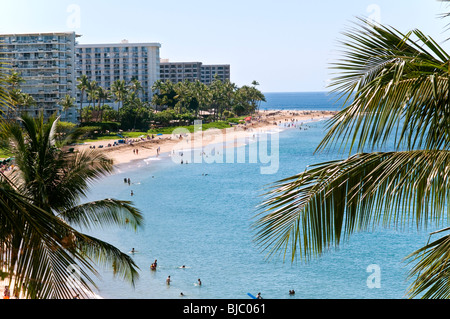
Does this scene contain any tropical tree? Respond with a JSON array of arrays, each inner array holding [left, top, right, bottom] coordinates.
[[96, 86, 111, 122], [151, 80, 178, 111], [77, 75, 90, 124], [60, 94, 75, 113], [86, 80, 99, 108], [253, 19, 450, 299], [5, 71, 25, 90], [4, 72, 25, 119], [111, 79, 128, 114], [0, 113, 143, 298]]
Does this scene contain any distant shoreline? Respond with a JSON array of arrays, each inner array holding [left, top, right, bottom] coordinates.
[[73, 109, 336, 168]]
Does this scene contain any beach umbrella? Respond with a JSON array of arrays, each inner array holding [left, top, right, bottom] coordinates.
[[157, 133, 163, 136], [245, 117, 252, 121]]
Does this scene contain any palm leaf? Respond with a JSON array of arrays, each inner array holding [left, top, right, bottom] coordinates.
[[321, 19, 450, 155], [254, 150, 450, 262], [406, 230, 450, 299], [59, 199, 142, 231]]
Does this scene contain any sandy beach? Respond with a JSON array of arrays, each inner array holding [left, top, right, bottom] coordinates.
[[72, 110, 336, 167]]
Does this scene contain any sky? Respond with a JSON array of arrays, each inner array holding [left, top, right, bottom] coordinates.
[[0, 0, 449, 92]]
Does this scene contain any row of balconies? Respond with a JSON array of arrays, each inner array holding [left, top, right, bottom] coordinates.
[[4, 39, 72, 45]]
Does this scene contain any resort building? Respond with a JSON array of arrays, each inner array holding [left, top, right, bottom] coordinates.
[[200, 64, 231, 85], [0, 32, 79, 122], [75, 41, 161, 103], [160, 61, 230, 85]]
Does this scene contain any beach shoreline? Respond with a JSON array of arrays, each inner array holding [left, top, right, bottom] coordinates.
[[73, 110, 336, 167]]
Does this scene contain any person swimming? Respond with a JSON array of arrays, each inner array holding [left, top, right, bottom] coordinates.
[[150, 259, 157, 270]]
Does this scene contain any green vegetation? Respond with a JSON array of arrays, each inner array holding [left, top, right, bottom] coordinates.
[[253, 15, 450, 299], [76, 75, 264, 132], [0, 78, 143, 297]]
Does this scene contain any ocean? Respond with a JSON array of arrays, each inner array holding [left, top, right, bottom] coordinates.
[[85, 92, 438, 299], [260, 91, 346, 111]]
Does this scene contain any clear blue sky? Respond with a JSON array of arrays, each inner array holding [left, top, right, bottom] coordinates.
[[1, 0, 449, 92]]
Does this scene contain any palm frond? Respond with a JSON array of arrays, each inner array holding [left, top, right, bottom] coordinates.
[[253, 150, 450, 261], [406, 230, 450, 299], [0, 185, 99, 299], [320, 19, 450, 154], [59, 199, 143, 231], [74, 233, 140, 287]]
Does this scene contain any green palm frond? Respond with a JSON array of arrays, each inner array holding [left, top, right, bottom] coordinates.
[[60, 199, 142, 231], [406, 230, 450, 299], [321, 20, 450, 154], [0, 185, 99, 299], [0, 112, 143, 298], [74, 233, 140, 287], [254, 17, 450, 298], [254, 150, 450, 262]]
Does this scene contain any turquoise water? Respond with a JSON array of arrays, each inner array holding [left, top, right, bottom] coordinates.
[[260, 91, 348, 111], [84, 93, 440, 299]]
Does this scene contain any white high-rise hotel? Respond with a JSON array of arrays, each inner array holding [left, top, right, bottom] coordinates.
[[0, 32, 230, 123], [0, 33, 162, 122], [75, 41, 161, 103], [0, 32, 79, 120]]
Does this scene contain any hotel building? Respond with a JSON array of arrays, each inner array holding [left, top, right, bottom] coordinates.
[[75, 41, 161, 103], [0, 32, 79, 121], [160, 61, 230, 85]]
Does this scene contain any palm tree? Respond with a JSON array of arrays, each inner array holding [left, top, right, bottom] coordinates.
[[129, 78, 143, 96], [111, 79, 128, 114], [5, 71, 25, 90], [4, 72, 25, 119], [98, 87, 111, 122], [253, 19, 450, 299], [1, 113, 143, 298], [60, 94, 75, 120], [86, 80, 98, 108], [77, 75, 90, 124]]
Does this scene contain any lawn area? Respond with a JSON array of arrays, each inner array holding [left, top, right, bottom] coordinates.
[[0, 149, 13, 160], [82, 121, 237, 142]]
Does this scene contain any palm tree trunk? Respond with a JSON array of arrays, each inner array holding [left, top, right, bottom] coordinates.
[[80, 91, 84, 124]]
